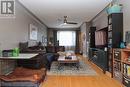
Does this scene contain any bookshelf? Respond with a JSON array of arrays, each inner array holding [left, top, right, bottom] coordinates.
[[122, 49, 130, 86], [122, 49, 130, 78], [108, 13, 123, 74], [113, 49, 130, 86], [113, 49, 122, 82]]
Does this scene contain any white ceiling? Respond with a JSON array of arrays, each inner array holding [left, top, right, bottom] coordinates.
[[19, 0, 111, 29]]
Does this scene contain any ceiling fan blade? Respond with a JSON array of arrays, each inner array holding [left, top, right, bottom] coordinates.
[[67, 22, 78, 24], [64, 16, 67, 18], [64, 16, 67, 23], [62, 16, 78, 25]]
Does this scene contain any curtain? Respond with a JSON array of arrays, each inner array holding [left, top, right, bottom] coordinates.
[[95, 31, 107, 46], [53, 30, 57, 46], [75, 30, 80, 54], [57, 31, 76, 52]]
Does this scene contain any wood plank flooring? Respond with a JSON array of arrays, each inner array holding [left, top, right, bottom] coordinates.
[[42, 55, 123, 87]]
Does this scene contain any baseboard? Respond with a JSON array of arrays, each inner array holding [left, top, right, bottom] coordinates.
[[105, 71, 112, 78]]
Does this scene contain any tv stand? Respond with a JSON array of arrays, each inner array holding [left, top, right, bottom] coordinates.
[[89, 48, 108, 73]]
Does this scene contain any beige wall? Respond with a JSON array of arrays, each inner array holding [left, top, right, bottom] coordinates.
[[117, 0, 130, 40], [80, 23, 87, 57], [47, 29, 54, 45], [0, 1, 47, 75], [80, 22, 91, 57], [0, 1, 47, 50], [91, 0, 130, 41], [92, 11, 108, 30]]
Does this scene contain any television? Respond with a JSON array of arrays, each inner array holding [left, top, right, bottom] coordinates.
[[95, 29, 107, 48]]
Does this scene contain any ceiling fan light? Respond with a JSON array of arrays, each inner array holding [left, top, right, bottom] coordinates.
[[64, 22, 67, 24]]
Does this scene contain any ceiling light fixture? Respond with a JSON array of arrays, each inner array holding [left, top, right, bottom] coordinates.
[[64, 22, 67, 25]]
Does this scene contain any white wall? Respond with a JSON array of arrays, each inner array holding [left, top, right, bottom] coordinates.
[[0, 1, 47, 50]]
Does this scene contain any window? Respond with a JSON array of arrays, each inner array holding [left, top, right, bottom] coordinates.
[[57, 31, 76, 46]]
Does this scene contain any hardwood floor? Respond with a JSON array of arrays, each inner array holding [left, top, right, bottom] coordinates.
[[42, 55, 123, 87]]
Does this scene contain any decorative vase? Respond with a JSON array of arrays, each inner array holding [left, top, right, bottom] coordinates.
[[120, 42, 125, 48]]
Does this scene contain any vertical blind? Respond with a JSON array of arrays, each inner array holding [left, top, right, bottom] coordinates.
[[57, 31, 76, 46]]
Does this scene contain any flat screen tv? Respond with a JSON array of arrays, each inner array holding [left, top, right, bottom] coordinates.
[[95, 30, 107, 48]]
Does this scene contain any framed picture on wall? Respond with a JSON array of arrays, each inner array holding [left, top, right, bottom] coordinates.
[[42, 36, 47, 43], [29, 24, 38, 40], [42, 36, 44, 43], [44, 37, 47, 43], [83, 33, 86, 41]]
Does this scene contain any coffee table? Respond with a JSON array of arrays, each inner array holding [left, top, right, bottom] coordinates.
[[57, 55, 79, 70]]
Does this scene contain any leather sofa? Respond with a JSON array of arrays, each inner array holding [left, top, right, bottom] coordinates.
[[17, 53, 50, 69], [19, 42, 65, 53], [18, 42, 65, 70]]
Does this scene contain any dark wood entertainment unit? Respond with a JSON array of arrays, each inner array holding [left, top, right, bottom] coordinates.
[[89, 27, 108, 73], [88, 13, 123, 75], [89, 48, 108, 73]]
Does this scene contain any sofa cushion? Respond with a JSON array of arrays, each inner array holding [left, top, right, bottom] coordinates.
[[28, 46, 45, 50], [0, 67, 46, 82], [46, 46, 55, 53], [19, 42, 28, 52], [55, 46, 65, 52], [46, 53, 54, 63], [45, 53, 55, 69], [17, 54, 46, 69]]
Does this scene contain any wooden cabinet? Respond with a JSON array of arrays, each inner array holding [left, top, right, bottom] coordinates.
[[122, 49, 130, 76], [121, 49, 130, 87], [113, 49, 130, 86]]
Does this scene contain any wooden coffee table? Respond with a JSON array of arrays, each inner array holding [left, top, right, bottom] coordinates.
[[57, 55, 79, 70]]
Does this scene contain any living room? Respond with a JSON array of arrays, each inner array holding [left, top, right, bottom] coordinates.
[[0, 0, 130, 87]]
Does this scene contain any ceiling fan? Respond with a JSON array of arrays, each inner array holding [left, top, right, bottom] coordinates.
[[63, 16, 78, 25]]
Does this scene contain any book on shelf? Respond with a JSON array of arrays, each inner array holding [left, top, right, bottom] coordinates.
[[123, 64, 130, 76], [127, 65, 130, 76], [124, 64, 126, 75]]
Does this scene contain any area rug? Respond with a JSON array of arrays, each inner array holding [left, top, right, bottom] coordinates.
[[47, 60, 97, 76]]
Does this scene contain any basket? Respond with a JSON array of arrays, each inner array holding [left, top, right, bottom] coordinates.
[[106, 4, 122, 15]]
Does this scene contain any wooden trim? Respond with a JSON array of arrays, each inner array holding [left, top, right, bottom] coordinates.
[[17, 0, 48, 27], [90, 1, 116, 22]]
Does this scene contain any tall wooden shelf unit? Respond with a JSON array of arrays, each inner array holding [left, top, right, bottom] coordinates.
[[113, 49, 130, 86], [113, 49, 122, 83], [107, 13, 123, 74], [122, 49, 130, 86]]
